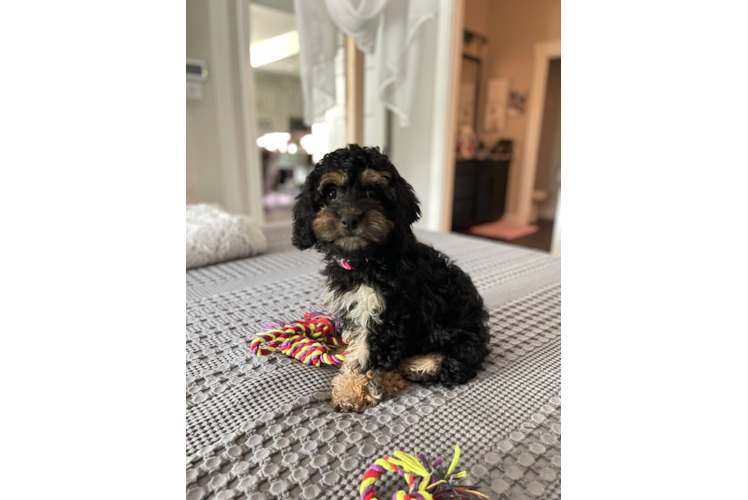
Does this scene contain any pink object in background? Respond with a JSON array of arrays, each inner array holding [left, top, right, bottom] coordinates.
[[467, 220, 538, 241], [262, 191, 296, 210]]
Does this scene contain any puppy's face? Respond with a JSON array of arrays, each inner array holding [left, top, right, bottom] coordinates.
[[312, 168, 394, 252], [292, 146, 420, 256]]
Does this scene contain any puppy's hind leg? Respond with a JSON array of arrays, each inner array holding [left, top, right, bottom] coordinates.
[[398, 353, 444, 382], [366, 369, 409, 404]]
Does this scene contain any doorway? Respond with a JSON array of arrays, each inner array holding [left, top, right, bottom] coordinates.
[[517, 57, 561, 252], [249, 1, 309, 225]]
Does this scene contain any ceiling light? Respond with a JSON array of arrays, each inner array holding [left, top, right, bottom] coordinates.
[[257, 132, 290, 152], [299, 133, 316, 156]]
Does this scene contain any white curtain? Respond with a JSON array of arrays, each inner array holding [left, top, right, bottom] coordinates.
[[294, 0, 438, 127], [294, 0, 338, 127]]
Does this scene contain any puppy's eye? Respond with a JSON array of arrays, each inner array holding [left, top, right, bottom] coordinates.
[[327, 188, 337, 201], [367, 189, 378, 200]]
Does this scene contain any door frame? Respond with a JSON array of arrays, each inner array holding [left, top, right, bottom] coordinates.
[[434, 0, 464, 232], [514, 38, 560, 226]]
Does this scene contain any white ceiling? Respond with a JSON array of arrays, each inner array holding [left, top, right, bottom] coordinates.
[[249, 2, 299, 76], [249, 3, 295, 45]]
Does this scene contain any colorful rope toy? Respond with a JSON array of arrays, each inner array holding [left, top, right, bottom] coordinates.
[[250, 311, 351, 366], [360, 445, 488, 500]]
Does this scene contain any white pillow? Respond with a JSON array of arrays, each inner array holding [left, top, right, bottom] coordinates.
[[186, 204, 267, 269]]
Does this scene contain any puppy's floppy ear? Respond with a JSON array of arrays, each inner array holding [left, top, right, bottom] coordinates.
[[392, 173, 421, 226], [292, 170, 319, 250]]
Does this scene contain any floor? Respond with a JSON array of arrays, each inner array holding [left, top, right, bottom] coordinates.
[[459, 218, 555, 252], [264, 206, 293, 224]]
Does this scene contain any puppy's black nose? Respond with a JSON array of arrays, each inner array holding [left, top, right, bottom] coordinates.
[[340, 213, 360, 231]]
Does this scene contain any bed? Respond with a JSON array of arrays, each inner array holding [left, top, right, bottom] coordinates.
[[186, 223, 561, 500]]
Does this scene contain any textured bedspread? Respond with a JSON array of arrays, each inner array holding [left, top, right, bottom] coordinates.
[[186, 224, 561, 500]]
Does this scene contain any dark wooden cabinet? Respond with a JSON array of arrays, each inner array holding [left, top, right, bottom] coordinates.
[[451, 159, 509, 231]]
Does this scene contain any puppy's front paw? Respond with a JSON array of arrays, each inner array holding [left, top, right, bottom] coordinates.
[[331, 372, 377, 413]]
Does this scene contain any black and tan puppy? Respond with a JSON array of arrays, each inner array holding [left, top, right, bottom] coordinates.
[[292, 145, 490, 412]]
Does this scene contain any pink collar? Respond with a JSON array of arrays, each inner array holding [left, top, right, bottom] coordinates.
[[338, 258, 370, 270]]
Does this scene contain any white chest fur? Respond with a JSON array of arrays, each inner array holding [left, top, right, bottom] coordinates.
[[322, 283, 385, 371], [321, 283, 386, 343]]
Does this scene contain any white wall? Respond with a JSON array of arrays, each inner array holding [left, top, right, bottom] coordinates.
[[325, 37, 347, 154], [363, 33, 387, 150], [388, 0, 459, 232], [186, 0, 263, 221], [389, 17, 439, 231], [187, 0, 222, 205]]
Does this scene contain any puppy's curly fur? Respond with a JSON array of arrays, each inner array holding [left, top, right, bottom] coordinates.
[[292, 145, 490, 412]]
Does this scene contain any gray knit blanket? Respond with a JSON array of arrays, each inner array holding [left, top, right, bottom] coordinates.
[[186, 224, 561, 500]]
